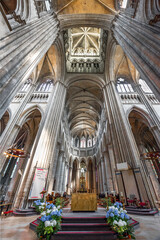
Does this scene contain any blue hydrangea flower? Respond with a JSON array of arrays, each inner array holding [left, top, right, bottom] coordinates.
[[34, 200, 41, 206], [110, 213, 114, 217], [46, 204, 52, 209], [106, 212, 110, 218], [51, 210, 58, 216], [57, 211, 61, 217], [41, 215, 47, 222], [46, 215, 52, 221], [120, 213, 124, 219], [125, 214, 130, 219]]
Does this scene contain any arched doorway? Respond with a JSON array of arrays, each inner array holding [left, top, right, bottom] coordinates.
[[0, 109, 42, 203], [129, 109, 160, 184], [0, 110, 10, 136], [128, 109, 160, 203]]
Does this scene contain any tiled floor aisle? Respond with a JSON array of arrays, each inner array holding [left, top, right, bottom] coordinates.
[[1, 212, 160, 240]]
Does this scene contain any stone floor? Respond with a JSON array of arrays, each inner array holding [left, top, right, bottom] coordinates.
[[1, 210, 160, 240], [130, 213, 160, 240]]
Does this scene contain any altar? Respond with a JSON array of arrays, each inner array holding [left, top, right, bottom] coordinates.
[[71, 193, 97, 211]]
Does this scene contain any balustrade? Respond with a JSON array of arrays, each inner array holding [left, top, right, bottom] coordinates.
[[119, 93, 159, 105], [12, 91, 50, 103], [71, 146, 97, 157]]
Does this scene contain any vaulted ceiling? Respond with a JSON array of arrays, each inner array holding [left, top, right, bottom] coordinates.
[[56, 0, 116, 15], [66, 79, 103, 138], [70, 27, 101, 56]]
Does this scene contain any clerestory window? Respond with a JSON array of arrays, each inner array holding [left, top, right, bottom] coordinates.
[[116, 78, 134, 93]]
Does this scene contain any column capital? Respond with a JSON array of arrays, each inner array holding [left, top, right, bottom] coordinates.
[[14, 124, 21, 129], [102, 150, 108, 154], [101, 157, 104, 163], [56, 80, 67, 89], [59, 149, 64, 154], [102, 80, 115, 89]]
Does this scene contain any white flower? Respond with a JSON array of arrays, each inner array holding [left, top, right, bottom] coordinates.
[[57, 205, 61, 209], [45, 221, 51, 227], [51, 220, 57, 227], [41, 211, 46, 216], [52, 207, 57, 211], [39, 206, 44, 209], [117, 220, 126, 227], [123, 210, 127, 213], [118, 221, 124, 227], [46, 209, 52, 213], [41, 203, 46, 206], [113, 220, 118, 225], [119, 208, 124, 212]]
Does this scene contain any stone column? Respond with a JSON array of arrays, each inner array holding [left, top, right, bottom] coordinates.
[[0, 5, 11, 39], [62, 162, 68, 192], [93, 165, 96, 193], [103, 81, 140, 167], [65, 163, 69, 191], [99, 162, 103, 193], [59, 157, 65, 193], [103, 150, 114, 193], [76, 161, 80, 191], [0, 82, 37, 172], [134, 83, 160, 145], [61, 161, 67, 192], [54, 151, 64, 192], [68, 166, 72, 194], [48, 144, 60, 192], [112, 14, 160, 101], [14, 81, 66, 207], [108, 145, 118, 193], [100, 158, 106, 193], [97, 164, 101, 193], [103, 80, 157, 207], [0, 12, 59, 118]]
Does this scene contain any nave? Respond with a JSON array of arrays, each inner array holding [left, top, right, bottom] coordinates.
[[0, 0, 160, 239]]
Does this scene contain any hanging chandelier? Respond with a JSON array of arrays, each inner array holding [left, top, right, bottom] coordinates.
[[143, 151, 160, 160], [4, 148, 26, 158]]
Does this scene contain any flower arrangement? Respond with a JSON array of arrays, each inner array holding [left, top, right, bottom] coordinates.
[[106, 202, 135, 239], [33, 200, 62, 240]]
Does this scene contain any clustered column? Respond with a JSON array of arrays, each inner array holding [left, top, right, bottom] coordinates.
[[103, 80, 157, 207], [112, 14, 160, 101], [14, 81, 66, 207]]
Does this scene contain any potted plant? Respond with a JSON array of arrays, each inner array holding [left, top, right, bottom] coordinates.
[[106, 202, 135, 239]]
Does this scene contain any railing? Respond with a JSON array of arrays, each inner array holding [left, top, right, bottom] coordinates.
[[120, 93, 141, 104], [34, 0, 51, 16], [13, 93, 26, 102], [30, 92, 50, 103], [12, 92, 51, 103], [145, 94, 159, 104], [120, 93, 159, 105], [71, 146, 97, 157], [12, 92, 160, 105]]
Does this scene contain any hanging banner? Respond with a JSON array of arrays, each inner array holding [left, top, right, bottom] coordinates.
[[29, 168, 48, 199], [117, 162, 128, 171]]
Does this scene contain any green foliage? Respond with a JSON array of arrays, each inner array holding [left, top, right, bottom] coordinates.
[[102, 197, 112, 208], [113, 224, 128, 239], [36, 221, 45, 239], [55, 198, 64, 208]]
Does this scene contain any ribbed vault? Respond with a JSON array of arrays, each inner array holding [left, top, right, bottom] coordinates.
[[66, 79, 103, 138]]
